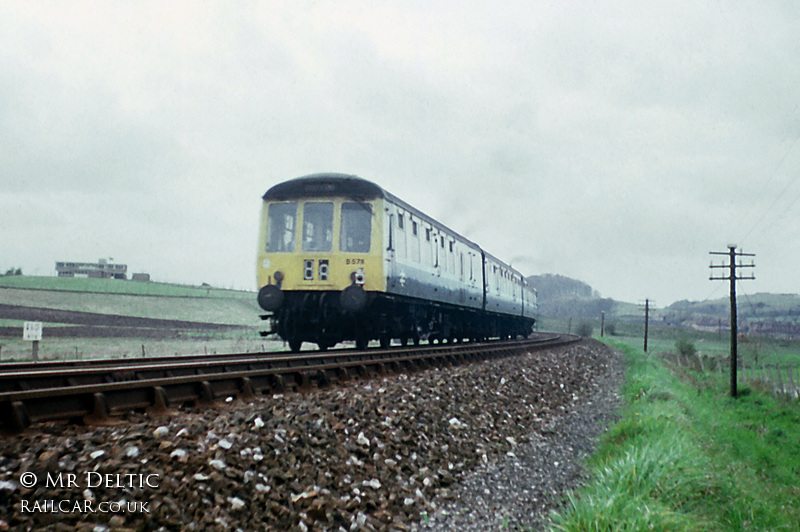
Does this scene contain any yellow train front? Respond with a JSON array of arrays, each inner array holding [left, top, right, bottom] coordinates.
[[257, 173, 537, 352], [256, 174, 387, 351]]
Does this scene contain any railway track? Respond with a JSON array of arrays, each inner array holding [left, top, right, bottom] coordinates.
[[0, 333, 577, 431]]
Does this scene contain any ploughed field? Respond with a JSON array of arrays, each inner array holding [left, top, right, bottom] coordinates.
[[0, 339, 623, 531], [0, 303, 248, 338]]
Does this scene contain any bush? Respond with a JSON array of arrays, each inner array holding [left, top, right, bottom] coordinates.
[[675, 337, 697, 358], [576, 321, 594, 337]]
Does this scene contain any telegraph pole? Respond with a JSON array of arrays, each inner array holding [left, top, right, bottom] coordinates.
[[600, 311, 605, 338], [644, 300, 650, 352], [709, 245, 755, 398], [639, 299, 652, 352]]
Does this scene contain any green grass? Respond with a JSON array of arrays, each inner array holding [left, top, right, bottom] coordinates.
[[547, 340, 800, 531]]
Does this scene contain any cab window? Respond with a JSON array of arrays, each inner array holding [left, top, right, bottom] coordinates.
[[266, 203, 296, 252], [340, 202, 372, 253], [302, 202, 333, 252]]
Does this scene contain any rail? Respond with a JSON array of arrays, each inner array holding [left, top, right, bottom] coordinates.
[[0, 333, 577, 431]]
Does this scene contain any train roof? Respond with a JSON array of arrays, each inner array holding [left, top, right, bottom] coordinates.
[[262, 173, 388, 201]]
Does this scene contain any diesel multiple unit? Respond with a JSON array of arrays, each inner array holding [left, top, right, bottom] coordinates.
[[256, 173, 537, 351]]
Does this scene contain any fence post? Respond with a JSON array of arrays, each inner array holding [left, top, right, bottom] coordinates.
[[776, 364, 785, 397], [788, 364, 798, 400], [771, 364, 779, 397]]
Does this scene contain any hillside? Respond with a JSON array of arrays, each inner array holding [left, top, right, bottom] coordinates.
[[0, 276, 269, 361], [528, 274, 618, 319], [0, 276, 261, 336]]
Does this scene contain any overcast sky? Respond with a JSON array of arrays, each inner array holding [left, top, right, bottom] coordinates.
[[2, 1, 799, 306]]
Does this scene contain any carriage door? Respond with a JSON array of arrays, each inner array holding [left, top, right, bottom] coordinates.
[[386, 208, 397, 288]]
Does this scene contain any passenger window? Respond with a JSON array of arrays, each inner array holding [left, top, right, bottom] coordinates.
[[410, 220, 420, 263], [398, 213, 404, 230], [340, 202, 372, 253], [266, 203, 297, 252], [302, 202, 333, 252]]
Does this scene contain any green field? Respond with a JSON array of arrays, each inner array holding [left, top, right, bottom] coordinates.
[[539, 314, 800, 368]]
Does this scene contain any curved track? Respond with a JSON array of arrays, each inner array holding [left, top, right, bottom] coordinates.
[[0, 333, 577, 431]]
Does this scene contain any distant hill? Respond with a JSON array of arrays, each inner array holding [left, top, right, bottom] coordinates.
[[663, 293, 800, 338], [528, 274, 597, 300], [528, 274, 616, 318], [527, 274, 800, 339]]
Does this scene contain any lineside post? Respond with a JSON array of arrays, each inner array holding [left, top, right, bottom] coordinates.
[[23, 321, 43, 363], [638, 300, 653, 352], [710, 245, 755, 398], [644, 299, 649, 352]]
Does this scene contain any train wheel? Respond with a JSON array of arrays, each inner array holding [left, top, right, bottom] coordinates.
[[379, 335, 390, 349], [355, 336, 368, 350], [288, 337, 302, 352]]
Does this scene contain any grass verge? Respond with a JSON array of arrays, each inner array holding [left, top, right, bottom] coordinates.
[[547, 340, 800, 531]]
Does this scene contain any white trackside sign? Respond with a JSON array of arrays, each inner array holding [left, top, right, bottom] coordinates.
[[23, 321, 43, 341]]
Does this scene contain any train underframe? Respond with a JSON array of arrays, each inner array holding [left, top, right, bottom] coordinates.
[[261, 290, 535, 352]]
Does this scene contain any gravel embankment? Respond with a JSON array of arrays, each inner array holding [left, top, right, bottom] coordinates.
[[0, 339, 624, 531]]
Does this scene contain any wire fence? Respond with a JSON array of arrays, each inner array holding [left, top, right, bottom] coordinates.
[[664, 351, 800, 400]]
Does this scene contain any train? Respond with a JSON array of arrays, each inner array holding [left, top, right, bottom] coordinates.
[[256, 173, 537, 352]]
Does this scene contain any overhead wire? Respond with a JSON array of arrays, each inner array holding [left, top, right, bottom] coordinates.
[[737, 100, 800, 248], [669, 101, 800, 332]]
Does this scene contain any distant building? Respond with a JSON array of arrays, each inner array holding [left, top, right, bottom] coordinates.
[[132, 273, 151, 282], [56, 259, 128, 279]]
